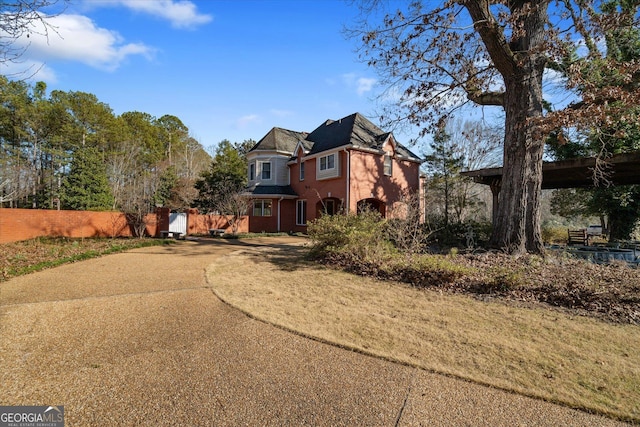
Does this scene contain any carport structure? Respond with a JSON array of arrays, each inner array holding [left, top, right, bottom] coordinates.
[[461, 151, 640, 225]]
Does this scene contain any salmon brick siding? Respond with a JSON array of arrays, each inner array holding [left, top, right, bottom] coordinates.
[[348, 150, 420, 213], [246, 113, 422, 233]]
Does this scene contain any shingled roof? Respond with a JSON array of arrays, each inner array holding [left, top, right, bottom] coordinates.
[[244, 184, 298, 197], [306, 113, 419, 160], [249, 113, 420, 161], [249, 127, 309, 153]]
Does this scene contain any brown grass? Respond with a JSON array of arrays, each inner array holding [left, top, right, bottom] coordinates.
[[207, 245, 640, 423]]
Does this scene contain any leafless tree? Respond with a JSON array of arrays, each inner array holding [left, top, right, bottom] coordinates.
[[386, 191, 430, 255], [215, 191, 251, 236], [0, 178, 16, 204], [0, 1, 68, 72], [450, 119, 502, 222]]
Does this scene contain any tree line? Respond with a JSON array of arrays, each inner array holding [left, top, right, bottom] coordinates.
[[0, 77, 211, 216]]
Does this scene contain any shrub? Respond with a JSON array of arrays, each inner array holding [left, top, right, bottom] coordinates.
[[307, 210, 396, 262], [308, 211, 472, 287], [385, 191, 429, 254], [483, 266, 525, 292]]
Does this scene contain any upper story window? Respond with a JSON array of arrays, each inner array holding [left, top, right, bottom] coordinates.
[[316, 152, 340, 180], [260, 161, 271, 180], [320, 154, 335, 171], [299, 161, 305, 181], [249, 163, 255, 181], [383, 154, 393, 176]]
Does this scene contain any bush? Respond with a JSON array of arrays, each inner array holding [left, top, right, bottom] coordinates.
[[384, 218, 431, 255], [307, 210, 396, 262], [308, 212, 471, 287]]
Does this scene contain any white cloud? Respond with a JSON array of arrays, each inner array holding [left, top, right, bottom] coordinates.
[[6, 13, 154, 72], [341, 73, 356, 86], [341, 73, 377, 96], [542, 68, 580, 110], [574, 35, 607, 58], [236, 114, 261, 128], [91, 0, 212, 29], [0, 60, 58, 83], [356, 77, 376, 95]]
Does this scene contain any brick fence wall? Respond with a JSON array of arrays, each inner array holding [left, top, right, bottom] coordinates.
[[0, 208, 249, 244], [182, 209, 249, 236]]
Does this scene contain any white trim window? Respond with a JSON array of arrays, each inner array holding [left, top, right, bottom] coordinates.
[[249, 163, 256, 181], [319, 153, 335, 171], [299, 161, 305, 181], [383, 154, 393, 176], [260, 161, 272, 180], [253, 199, 272, 216], [316, 152, 340, 180], [296, 200, 307, 225]]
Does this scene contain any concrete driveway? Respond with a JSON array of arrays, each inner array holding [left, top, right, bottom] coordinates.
[[0, 237, 628, 426]]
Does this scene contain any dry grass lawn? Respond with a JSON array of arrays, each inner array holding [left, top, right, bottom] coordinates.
[[207, 244, 640, 423]]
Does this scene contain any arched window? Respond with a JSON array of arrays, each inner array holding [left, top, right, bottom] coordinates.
[[357, 198, 385, 217], [316, 198, 341, 216]]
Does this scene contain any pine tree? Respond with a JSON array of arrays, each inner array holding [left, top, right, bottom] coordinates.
[[61, 147, 114, 211], [423, 124, 464, 228], [194, 140, 247, 213]]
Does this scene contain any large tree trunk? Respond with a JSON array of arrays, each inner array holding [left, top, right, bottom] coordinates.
[[467, 0, 548, 254], [490, 72, 545, 254]]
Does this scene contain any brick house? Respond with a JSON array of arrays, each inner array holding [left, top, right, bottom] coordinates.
[[245, 112, 422, 233]]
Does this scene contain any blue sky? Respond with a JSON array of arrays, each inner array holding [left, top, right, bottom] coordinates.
[[4, 0, 398, 151]]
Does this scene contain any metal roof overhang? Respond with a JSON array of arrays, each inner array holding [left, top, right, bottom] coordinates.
[[461, 152, 640, 189]]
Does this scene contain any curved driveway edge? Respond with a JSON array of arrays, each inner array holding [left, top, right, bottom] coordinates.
[[0, 237, 629, 426]]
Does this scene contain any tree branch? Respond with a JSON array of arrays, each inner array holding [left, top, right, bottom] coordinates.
[[466, 90, 504, 106], [457, 0, 516, 76]]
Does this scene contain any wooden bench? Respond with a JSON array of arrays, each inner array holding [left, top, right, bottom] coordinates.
[[209, 229, 226, 237], [567, 229, 589, 246]]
